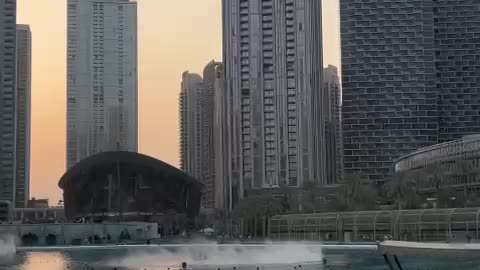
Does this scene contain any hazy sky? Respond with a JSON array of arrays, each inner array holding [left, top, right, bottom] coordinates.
[[17, 0, 340, 204]]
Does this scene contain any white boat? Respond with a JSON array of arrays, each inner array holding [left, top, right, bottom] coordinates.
[[378, 240, 480, 258], [377, 240, 480, 270]]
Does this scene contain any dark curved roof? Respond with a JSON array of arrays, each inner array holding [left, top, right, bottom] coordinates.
[[58, 151, 204, 220], [59, 151, 203, 189]]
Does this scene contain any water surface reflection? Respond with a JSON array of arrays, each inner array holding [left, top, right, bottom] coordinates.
[[3, 244, 480, 270], [15, 252, 71, 270]]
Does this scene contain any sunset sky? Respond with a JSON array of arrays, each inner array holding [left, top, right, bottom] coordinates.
[[17, 0, 340, 204]]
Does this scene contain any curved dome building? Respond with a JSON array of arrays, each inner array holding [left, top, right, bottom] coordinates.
[[395, 135, 480, 192], [59, 151, 203, 221]]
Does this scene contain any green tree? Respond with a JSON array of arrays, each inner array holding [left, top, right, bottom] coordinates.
[[278, 185, 296, 214], [162, 209, 176, 235], [195, 212, 208, 229], [279, 194, 291, 214], [175, 213, 188, 234], [423, 163, 452, 208], [465, 191, 480, 207], [436, 187, 453, 208], [333, 174, 378, 211], [233, 193, 283, 236], [423, 163, 444, 192], [383, 171, 422, 210], [420, 162, 472, 208], [301, 181, 320, 213]]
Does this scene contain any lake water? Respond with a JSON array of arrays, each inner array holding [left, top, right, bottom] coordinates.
[[2, 244, 480, 270]]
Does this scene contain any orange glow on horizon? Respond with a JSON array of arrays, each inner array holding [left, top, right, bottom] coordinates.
[[17, 0, 339, 204]]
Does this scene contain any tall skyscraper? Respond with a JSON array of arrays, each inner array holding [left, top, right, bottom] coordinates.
[[179, 72, 203, 178], [435, 1, 480, 143], [15, 24, 31, 208], [324, 65, 342, 184], [67, 0, 138, 168], [341, 0, 437, 183], [0, 0, 17, 204], [179, 67, 218, 209], [223, 0, 324, 203], [341, 0, 480, 183], [201, 61, 221, 209], [212, 63, 232, 211]]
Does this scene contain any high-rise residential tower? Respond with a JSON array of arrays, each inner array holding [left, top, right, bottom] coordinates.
[[179, 62, 221, 209], [67, 0, 138, 168], [324, 65, 342, 184], [179, 72, 203, 179], [0, 0, 17, 204], [179, 69, 218, 209], [201, 61, 221, 209], [15, 24, 31, 208], [341, 0, 480, 183], [212, 63, 232, 211], [223, 0, 324, 203]]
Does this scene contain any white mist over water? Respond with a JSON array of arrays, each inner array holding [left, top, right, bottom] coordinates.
[[0, 235, 17, 265], [107, 243, 323, 269]]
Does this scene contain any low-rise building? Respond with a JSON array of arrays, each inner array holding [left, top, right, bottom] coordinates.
[[27, 198, 49, 208], [0, 222, 158, 246], [13, 207, 65, 223]]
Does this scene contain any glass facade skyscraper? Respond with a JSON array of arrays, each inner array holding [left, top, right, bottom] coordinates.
[[341, 0, 480, 183], [15, 24, 31, 208], [179, 72, 203, 182], [0, 0, 17, 204], [324, 65, 343, 184], [67, 0, 138, 169], [435, 1, 480, 143]]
